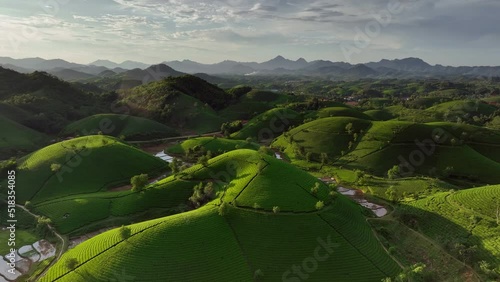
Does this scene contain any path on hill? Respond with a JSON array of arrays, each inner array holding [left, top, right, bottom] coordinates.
[[128, 131, 222, 144], [15, 204, 67, 281]]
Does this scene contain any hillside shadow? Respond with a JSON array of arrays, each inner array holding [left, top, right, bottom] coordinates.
[[395, 203, 496, 276]]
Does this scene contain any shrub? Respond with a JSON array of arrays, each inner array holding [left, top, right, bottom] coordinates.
[[258, 146, 274, 156], [254, 269, 264, 278], [25, 201, 33, 210], [311, 182, 320, 195], [315, 201, 325, 210], [36, 217, 52, 237], [272, 206, 280, 214], [189, 182, 215, 208], [65, 258, 79, 270], [119, 225, 132, 240], [50, 163, 62, 172], [197, 155, 210, 167], [131, 174, 148, 192], [218, 202, 228, 216], [387, 165, 400, 180], [320, 153, 328, 165], [169, 158, 183, 174]]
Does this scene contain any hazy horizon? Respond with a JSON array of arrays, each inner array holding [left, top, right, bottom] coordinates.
[[3, 55, 500, 69], [1, 0, 499, 66]]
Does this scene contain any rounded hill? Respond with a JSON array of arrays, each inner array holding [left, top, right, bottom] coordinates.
[[5, 135, 168, 204], [231, 108, 302, 141], [273, 117, 500, 183], [40, 150, 401, 281], [0, 115, 47, 159], [61, 114, 179, 140]]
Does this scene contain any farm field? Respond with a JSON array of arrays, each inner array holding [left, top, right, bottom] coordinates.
[[0, 115, 47, 159], [0, 135, 169, 204], [39, 150, 401, 281], [1, 64, 500, 281], [61, 114, 179, 141], [396, 185, 500, 279], [231, 107, 303, 141], [273, 117, 500, 185], [166, 137, 260, 156]]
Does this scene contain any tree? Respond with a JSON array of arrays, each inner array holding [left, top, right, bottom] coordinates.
[[315, 201, 325, 210], [320, 153, 328, 165], [348, 141, 354, 150], [306, 152, 313, 162], [311, 182, 321, 195], [65, 258, 79, 270], [387, 165, 401, 179], [442, 166, 454, 178], [454, 243, 477, 264], [345, 122, 354, 135], [254, 269, 264, 279], [50, 163, 62, 172], [119, 225, 132, 240], [451, 138, 458, 146], [203, 181, 214, 197], [24, 201, 33, 210], [354, 170, 364, 182], [197, 155, 210, 167], [131, 174, 148, 192], [169, 158, 183, 174], [189, 182, 215, 208], [258, 146, 273, 156], [36, 216, 52, 237], [385, 186, 397, 202], [221, 121, 243, 137], [273, 206, 280, 214]]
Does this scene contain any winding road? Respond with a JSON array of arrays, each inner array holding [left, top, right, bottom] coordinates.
[[15, 204, 67, 282]]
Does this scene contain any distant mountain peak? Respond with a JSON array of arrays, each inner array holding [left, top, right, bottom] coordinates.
[[91, 59, 116, 65]]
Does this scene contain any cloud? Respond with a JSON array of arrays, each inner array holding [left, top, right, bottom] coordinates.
[[0, 0, 499, 65]]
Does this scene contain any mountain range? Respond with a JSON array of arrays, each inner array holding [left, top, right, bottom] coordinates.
[[1, 56, 499, 82]]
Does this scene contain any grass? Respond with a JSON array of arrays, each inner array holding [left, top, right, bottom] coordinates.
[[166, 137, 260, 156], [370, 219, 478, 281], [425, 100, 497, 118], [274, 117, 500, 184], [363, 109, 395, 121], [219, 90, 296, 121], [307, 107, 374, 120], [1, 135, 168, 204], [32, 180, 200, 234], [0, 229, 38, 254], [40, 149, 401, 281], [62, 114, 179, 141], [0, 102, 33, 122], [272, 117, 372, 161], [397, 185, 500, 278], [231, 108, 302, 141], [0, 115, 47, 159], [120, 79, 227, 134]]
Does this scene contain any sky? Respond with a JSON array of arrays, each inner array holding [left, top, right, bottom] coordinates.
[[0, 0, 499, 66]]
